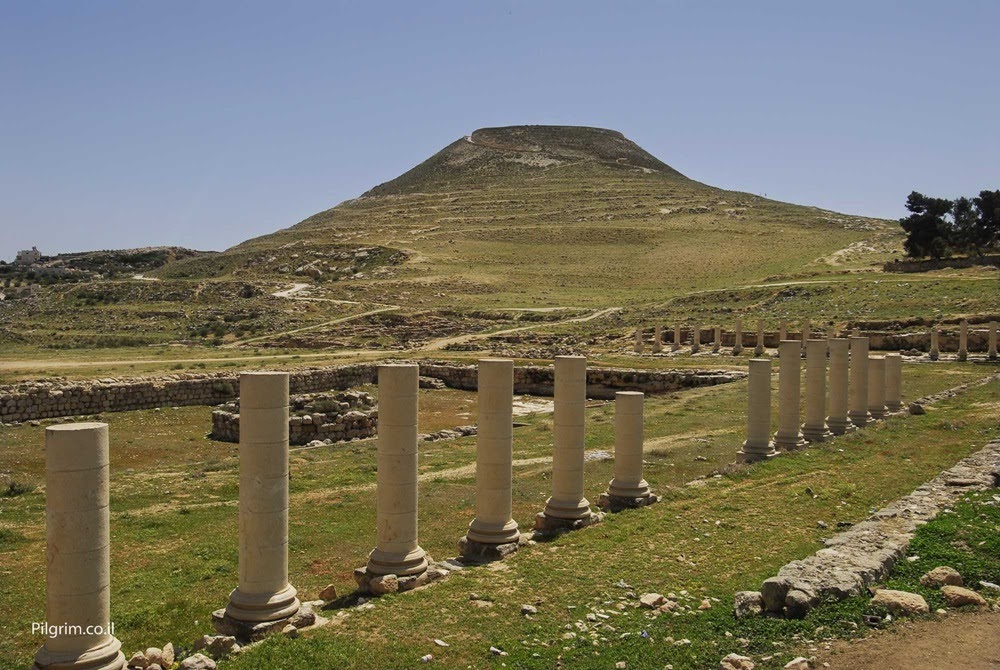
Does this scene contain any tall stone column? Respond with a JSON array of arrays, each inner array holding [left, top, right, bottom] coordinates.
[[738, 359, 776, 461], [754, 320, 765, 356], [599, 392, 657, 511], [634, 328, 644, 354], [691, 325, 700, 353], [801, 320, 811, 353], [801, 339, 831, 442], [826, 338, 853, 435], [848, 337, 871, 428], [867, 356, 887, 419], [773, 341, 806, 450], [779, 319, 787, 341], [672, 324, 681, 351], [220, 372, 300, 633], [930, 328, 940, 361], [461, 359, 520, 560], [653, 324, 662, 353], [365, 364, 428, 581], [537, 356, 601, 531], [733, 319, 744, 355], [989, 321, 998, 360], [713, 325, 722, 353], [885, 353, 903, 412], [958, 320, 968, 361], [33, 423, 126, 670]]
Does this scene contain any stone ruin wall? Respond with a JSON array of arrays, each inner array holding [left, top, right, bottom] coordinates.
[[0, 361, 744, 424], [211, 390, 378, 445], [668, 328, 992, 352]]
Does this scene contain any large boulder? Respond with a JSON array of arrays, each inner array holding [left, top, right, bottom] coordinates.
[[733, 591, 764, 618], [919, 566, 963, 588], [941, 585, 988, 608], [870, 589, 929, 616]]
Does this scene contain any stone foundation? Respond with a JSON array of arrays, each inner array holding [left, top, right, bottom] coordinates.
[[532, 510, 605, 534], [457, 535, 525, 562], [596, 491, 659, 513]]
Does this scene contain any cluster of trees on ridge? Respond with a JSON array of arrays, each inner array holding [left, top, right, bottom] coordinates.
[[899, 190, 1000, 258]]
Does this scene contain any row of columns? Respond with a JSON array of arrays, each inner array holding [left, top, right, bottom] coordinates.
[[635, 319, 999, 360], [34, 359, 659, 665], [739, 337, 904, 462]]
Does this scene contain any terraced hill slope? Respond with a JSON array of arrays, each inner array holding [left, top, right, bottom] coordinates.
[[159, 125, 896, 309]]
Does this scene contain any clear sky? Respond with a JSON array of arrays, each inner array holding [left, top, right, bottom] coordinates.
[[1, 1, 997, 259]]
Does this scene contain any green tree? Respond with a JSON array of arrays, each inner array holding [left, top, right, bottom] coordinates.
[[899, 191, 953, 258], [973, 189, 1000, 252]]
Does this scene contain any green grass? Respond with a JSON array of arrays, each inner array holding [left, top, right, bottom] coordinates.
[[0, 362, 994, 669]]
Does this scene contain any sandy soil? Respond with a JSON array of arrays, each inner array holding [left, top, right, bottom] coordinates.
[[815, 611, 1000, 669]]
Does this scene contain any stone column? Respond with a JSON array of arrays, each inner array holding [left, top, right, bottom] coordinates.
[[653, 324, 662, 353], [754, 320, 765, 356], [33, 423, 126, 670], [773, 341, 806, 450], [867, 356, 887, 419], [634, 328, 644, 354], [221, 372, 300, 631], [958, 320, 968, 361], [848, 337, 871, 428], [691, 325, 700, 353], [365, 364, 428, 581], [852, 327, 861, 338], [538, 356, 600, 530], [958, 319, 969, 361], [826, 338, 853, 435], [801, 320, 811, 353], [672, 324, 681, 351], [930, 328, 940, 361], [599, 392, 657, 511], [779, 319, 787, 341], [733, 319, 744, 355], [713, 326, 722, 353], [989, 321, 998, 360], [461, 359, 520, 560], [885, 353, 903, 412], [801, 339, 831, 442], [738, 359, 776, 461]]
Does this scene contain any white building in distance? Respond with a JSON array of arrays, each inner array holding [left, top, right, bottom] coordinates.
[[14, 246, 42, 265]]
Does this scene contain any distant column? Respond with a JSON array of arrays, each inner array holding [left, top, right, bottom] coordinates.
[[33, 423, 126, 670], [989, 321, 998, 360], [852, 327, 861, 337], [867, 356, 887, 419], [672, 324, 681, 351], [848, 337, 871, 428], [733, 319, 744, 355], [773, 341, 806, 450], [366, 364, 428, 577], [885, 353, 903, 412], [930, 328, 940, 361], [600, 392, 656, 511], [538, 356, 599, 530], [653, 325, 662, 353], [801, 339, 831, 442], [634, 328, 644, 354], [958, 320, 968, 361], [223, 372, 300, 628], [691, 325, 700, 353], [461, 359, 520, 559], [754, 320, 765, 356], [713, 326, 722, 353], [738, 359, 776, 462], [779, 319, 787, 341], [826, 338, 852, 435], [801, 320, 811, 353]]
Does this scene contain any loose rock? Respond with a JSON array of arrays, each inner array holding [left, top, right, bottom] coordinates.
[[941, 585, 988, 608], [870, 589, 929, 616], [920, 566, 963, 588], [719, 652, 755, 670]]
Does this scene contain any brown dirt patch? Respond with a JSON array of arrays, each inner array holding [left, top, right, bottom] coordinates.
[[816, 611, 1000, 669]]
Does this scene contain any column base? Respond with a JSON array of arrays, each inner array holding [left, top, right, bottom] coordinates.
[[671, 344, 680, 352], [353, 560, 448, 596], [690, 346, 700, 354], [772, 434, 807, 451], [754, 346, 765, 356], [541, 496, 594, 521], [458, 535, 524, 562], [465, 518, 520, 546], [826, 418, 856, 436], [366, 546, 429, 577], [34, 637, 126, 670], [597, 491, 658, 513], [732, 346, 743, 355], [801, 425, 832, 442], [848, 411, 872, 428], [736, 447, 779, 463], [533, 510, 604, 534], [224, 583, 300, 624], [869, 408, 888, 420], [213, 600, 306, 642], [989, 352, 998, 360], [929, 352, 939, 361]]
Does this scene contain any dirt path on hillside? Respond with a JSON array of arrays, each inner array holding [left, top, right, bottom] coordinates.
[[420, 306, 620, 351], [815, 611, 1000, 669]]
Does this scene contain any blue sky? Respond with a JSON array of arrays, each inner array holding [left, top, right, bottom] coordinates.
[[1, 1, 997, 259]]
